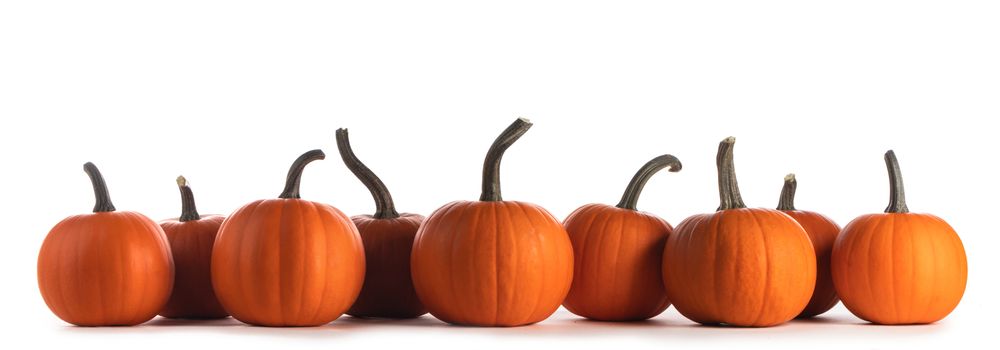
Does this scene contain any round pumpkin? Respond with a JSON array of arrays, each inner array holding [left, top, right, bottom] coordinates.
[[562, 154, 681, 321], [336, 128, 427, 319], [662, 137, 816, 327], [158, 176, 228, 319], [831, 150, 967, 324], [775, 174, 842, 318], [410, 118, 574, 327], [211, 150, 365, 327], [38, 162, 174, 326]]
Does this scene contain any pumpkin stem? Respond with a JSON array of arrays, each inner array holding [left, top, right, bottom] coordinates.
[[176, 176, 201, 222], [716, 137, 746, 211], [776, 173, 797, 211], [480, 118, 533, 202], [279, 149, 326, 199], [616, 154, 682, 211], [884, 150, 909, 213], [335, 128, 400, 219], [83, 162, 116, 213]]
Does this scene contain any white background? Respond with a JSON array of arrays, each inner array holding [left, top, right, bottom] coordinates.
[[1, 1, 997, 349]]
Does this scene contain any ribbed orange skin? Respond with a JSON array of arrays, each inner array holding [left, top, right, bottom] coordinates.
[[159, 215, 228, 319], [38, 212, 175, 326], [411, 201, 574, 327], [781, 210, 841, 318], [831, 213, 967, 324], [662, 208, 816, 327], [211, 199, 366, 327], [562, 204, 672, 321], [347, 213, 427, 318]]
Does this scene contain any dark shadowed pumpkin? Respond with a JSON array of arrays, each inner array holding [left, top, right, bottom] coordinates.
[[831, 151, 967, 325], [562, 154, 681, 321], [410, 118, 574, 327], [38, 163, 174, 326], [211, 150, 365, 327], [336, 128, 426, 319], [774, 174, 842, 318], [158, 176, 228, 319], [662, 137, 816, 327]]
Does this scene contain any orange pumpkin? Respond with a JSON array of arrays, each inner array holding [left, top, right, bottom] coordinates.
[[562, 154, 682, 321], [410, 118, 574, 327], [336, 128, 427, 319], [158, 176, 228, 319], [662, 137, 816, 327], [775, 174, 842, 318], [38, 162, 174, 326], [211, 150, 365, 327], [831, 151, 967, 324]]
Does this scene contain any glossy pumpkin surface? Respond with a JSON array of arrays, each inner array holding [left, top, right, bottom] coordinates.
[[38, 163, 174, 326], [211, 150, 365, 327], [831, 151, 967, 324]]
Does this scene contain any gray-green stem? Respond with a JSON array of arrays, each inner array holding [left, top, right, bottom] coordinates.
[[480, 118, 533, 202], [616, 154, 682, 210]]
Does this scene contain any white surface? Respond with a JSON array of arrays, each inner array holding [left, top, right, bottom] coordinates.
[[1, 1, 996, 349]]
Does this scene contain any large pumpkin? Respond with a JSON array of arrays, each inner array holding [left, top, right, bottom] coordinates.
[[562, 154, 681, 321], [38, 162, 174, 326], [662, 137, 816, 327], [831, 151, 967, 324], [211, 150, 365, 327], [775, 174, 842, 318], [336, 128, 427, 318], [410, 118, 574, 327], [158, 176, 228, 319]]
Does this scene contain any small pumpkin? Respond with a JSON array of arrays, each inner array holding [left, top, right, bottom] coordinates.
[[158, 176, 228, 319], [211, 150, 365, 327], [774, 174, 842, 318], [336, 128, 427, 319], [831, 151, 967, 324], [662, 137, 816, 327], [410, 118, 574, 327], [38, 163, 174, 326], [562, 154, 682, 321]]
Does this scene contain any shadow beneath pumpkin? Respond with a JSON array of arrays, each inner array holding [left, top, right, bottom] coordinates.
[[145, 317, 242, 327]]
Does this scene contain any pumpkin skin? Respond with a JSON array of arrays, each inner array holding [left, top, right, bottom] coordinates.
[[775, 174, 842, 318], [158, 176, 229, 319], [831, 151, 967, 325], [336, 128, 427, 318], [348, 214, 426, 318], [211, 150, 366, 327], [410, 118, 574, 327], [38, 163, 174, 326], [562, 155, 681, 321], [662, 138, 816, 327], [412, 200, 573, 326]]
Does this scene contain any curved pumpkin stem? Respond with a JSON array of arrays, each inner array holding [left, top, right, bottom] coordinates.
[[776, 173, 797, 211], [616, 154, 682, 211], [716, 137, 746, 211], [176, 176, 201, 222], [335, 128, 400, 219], [83, 162, 116, 213], [884, 150, 909, 213], [480, 118, 533, 202], [279, 149, 326, 199]]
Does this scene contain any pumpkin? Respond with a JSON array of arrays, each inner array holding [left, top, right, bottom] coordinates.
[[158, 176, 228, 319], [774, 174, 842, 318], [661, 137, 816, 327], [410, 118, 574, 327], [335, 128, 427, 319], [211, 150, 365, 327], [831, 151, 967, 324], [37, 162, 174, 326], [562, 154, 682, 321]]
